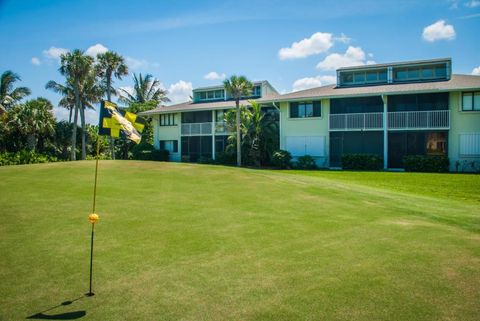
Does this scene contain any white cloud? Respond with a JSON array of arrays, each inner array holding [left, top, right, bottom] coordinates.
[[204, 71, 226, 80], [472, 66, 480, 75], [422, 20, 456, 42], [278, 32, 333, 60], [334, 33, 351, 44], [292, 75, 336, 92], [168, 80, 193, 104], [125, 56, 160, 70], [465, 0, 480, 8], [31, 57, 41, 65], [85, 43, 108, 57], [43, 46, 69, 61], [316, 46, 374, 71]]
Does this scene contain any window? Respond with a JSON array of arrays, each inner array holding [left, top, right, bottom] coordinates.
[[159, 140, 178, 153], [290, 101, 321, 118], [394, 63, 448, 82], [341, 72, 354, 84], [196, 89, 224, 101], [339, 69, 387, 86], [354, 72, 365, 83], [252, 86, 261, 97], [207, 91, 214, 99], [159, 113, 176, 126], [462, 92, 480, 111], [460, 133, 480, 156]]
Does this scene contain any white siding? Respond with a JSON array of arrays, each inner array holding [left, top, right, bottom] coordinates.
[[285, 136, 326, 157], [459, 133, 480, 156]]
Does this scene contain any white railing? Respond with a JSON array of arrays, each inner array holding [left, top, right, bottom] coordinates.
[[388, 110, 450, 130], [329, 112, 384, 131], [181, 122, 212, 136]]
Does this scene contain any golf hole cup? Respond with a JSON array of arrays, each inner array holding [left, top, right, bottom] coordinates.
[[88, 213, 99, 224]]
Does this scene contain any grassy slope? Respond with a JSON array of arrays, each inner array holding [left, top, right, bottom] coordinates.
[[0, 161, 479, 321]]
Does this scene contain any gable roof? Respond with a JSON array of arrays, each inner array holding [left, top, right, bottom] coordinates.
[[258, 74, 480, 103], [138, 99, 252, 116]]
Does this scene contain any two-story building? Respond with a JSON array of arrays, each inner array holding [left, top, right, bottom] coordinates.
[[140, 58, 480, 171]]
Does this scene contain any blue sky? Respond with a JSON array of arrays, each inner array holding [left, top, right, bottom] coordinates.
[[1, 0, 479, 123]]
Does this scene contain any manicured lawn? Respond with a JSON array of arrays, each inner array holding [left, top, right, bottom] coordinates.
[[0, 161, 479, 321]]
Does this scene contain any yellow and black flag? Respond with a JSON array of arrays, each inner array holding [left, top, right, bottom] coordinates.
[[98, 101, 146, 144]]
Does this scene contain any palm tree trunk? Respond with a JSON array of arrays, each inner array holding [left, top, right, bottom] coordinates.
[[68, 107, 73, 123], [106, 77, 115, 160], [80, 105, 86, 160], [71, 84, 80, 161], [236, 100, 241, 166]]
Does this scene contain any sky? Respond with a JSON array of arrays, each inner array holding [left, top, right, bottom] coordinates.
[[1, 0, 479, 124]]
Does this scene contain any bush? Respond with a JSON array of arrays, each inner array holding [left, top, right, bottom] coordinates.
[[198, 156, 214, 164], [215, 151, 236, 166], [131, 142, 155, 159], [152, 149, 169, 161], [0, 150, 58, 166], [272, 150, 292, 169], [341, 154, 383, 170], [295, 155, 317, 170], [403, 155, 449, 173]]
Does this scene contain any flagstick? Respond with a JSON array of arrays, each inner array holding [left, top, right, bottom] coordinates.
[[87, 138, 101, 297]]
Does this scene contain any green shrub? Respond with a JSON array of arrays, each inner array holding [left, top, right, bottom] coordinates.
[[215, 151, 236, 165], [198, 156, 214, 164], [272, 150, 292, 169], [403, 155, 449, 172], [132, 142, 155, 159], [341, 154, 383, 170], [0, 150, 58, 166], [295, 155, 317, 170], [152, 149, 169, 161]]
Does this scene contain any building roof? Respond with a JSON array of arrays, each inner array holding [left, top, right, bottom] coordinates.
[[139, 99, 253, 116], [258, 74, 480, 103], [193, 80, 270, 92], [337, 57, 451, 71]]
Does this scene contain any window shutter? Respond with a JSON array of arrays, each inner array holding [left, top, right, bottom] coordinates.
[[290, 103, 299, 118], [313, 101, 321, 117]]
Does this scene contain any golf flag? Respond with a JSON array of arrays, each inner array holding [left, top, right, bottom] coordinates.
[[98, 101, 146, 144]]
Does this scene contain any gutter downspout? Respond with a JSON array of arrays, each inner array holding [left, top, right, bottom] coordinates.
[[381, 94, 388, 170], [272, 101, 282, 150]]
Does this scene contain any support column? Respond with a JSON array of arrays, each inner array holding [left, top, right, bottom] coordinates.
[[212, 110, 216, 160], [382, 95, 388, 170]]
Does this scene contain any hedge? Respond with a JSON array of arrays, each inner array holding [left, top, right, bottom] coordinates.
[[403, 155, 449, 172], [341, 154, 383, 170]]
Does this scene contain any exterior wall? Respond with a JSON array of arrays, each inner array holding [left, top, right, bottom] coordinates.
[[448, 91, 480, 172], [279, 99, 330, 167], [153, 113, 182, 162]]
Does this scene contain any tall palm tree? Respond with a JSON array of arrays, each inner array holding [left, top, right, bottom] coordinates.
[[96, 51, 129, 159], [46, 72, 102, 159], [58, 49, 94, 160], [118, 73, 170, 104], [0, 70, 31, 112], [223, 75, 253, 166]]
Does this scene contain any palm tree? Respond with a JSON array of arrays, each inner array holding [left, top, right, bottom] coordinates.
[[0, 71, 31, 112], [58, 49, 94, 160], [46, 71, 102, 159], [8, 98, 55, 151], [223, 75, 253, 166], [118, 73, 170, 104], [96, 51, 129, 159]]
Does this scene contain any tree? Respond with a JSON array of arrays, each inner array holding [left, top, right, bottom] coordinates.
[[0, 70, 31, 112], [58, 49, 94, 160], [118, 73, 170, 105], [96, 51, 129, 159], [46, 70, 102, 159], [223, 75, 253, 166], [7, 98, 55, 151]]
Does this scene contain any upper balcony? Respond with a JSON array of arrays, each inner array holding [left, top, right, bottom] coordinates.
[[329, 110, 450, 131], [180, 122, 231, 136]]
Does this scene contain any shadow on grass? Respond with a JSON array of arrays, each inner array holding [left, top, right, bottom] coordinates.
[[27, 295, 87, 320]]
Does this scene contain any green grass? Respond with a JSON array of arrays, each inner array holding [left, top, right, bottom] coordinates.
[[0, 161, 479, 321]]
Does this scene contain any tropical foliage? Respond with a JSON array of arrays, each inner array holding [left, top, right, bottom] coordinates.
[[0, 70, 31, 112], [224, 100, 279, 167], [223, 75, 253, 166], [118, 73, 170, 105]]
